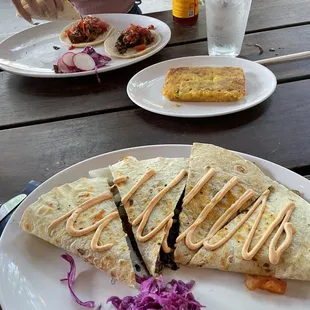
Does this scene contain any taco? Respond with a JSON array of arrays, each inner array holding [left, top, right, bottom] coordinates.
[[104, 24, 161, 59], [20, 177, 136, 287], [60, 15, 114, 48], [17, 0, 80, 21]]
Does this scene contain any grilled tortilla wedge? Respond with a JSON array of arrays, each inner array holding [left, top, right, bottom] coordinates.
[[174, 143, 273, 265], [110, 156, 188, 276], [189, 181, 310, 281], [20, 177, 136, 287]]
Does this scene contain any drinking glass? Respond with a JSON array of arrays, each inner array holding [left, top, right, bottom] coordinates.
[[206, 0, 252, 56]]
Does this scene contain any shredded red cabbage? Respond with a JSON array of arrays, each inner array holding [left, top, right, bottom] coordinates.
[[82, 46, 112, 68], [61, 253, 95, 308], [107, 275, 205, 310]]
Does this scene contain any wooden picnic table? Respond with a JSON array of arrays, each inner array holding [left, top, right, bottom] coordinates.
[[0, 0, 310, 212]]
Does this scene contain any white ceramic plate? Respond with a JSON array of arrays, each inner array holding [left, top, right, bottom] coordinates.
[[1, 144, 310, 310], [0, 14, 171, 78], [127, 56, 277, 117]]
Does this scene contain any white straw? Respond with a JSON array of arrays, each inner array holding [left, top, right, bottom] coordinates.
[[256, 51, 310, 65]]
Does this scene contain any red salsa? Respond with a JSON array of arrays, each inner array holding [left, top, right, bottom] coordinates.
[[115, 24, 154, 54], [65, 16, 109, 44]]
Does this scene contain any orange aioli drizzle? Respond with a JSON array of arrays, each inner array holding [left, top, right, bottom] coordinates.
[[182, 168, 216, 207], [91, 211, 119, 252], [48, 191, 112, 234], [113, 175, 127, 184], [162, 218, 174, 253], [242, 197, 296, 264], [177, 168, 296, 265], [133, 169, 188, 253], [203, 190, 270, 250], [47, 190, 118, 252], [121, 169, 156, 205], [176, 176, 239, 250], [205, 189, 255, 241], [66, 191, 113, 237]]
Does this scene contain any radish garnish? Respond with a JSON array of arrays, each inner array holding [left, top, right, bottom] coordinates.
[[53, 46, 111, 76], [73, 53, 96, 71], [57, 58, 71, 73], [62, 52, 75, 69]]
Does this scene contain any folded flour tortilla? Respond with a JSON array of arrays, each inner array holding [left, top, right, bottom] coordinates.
[[20, 177, 136, 287], [174, 143, 274, 265], [189, 181, 310, 281], [109, 156, 188, 276]]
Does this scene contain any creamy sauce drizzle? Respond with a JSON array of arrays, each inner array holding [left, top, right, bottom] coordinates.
[[133, 169, 187, 253], [121, 169, 156, 205], [242, 197, 296, 265], [182, 168, 216, 207], [122, 168, 187, 254], [177, 167, 296, 264], [113, 175, 128, 184], [203, 190, 269, 251], [176, 176, 239, 250], [48, 190, 118, 252]]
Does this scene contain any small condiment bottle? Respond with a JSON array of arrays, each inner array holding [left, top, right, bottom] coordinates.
[[172, 0, 199, 26]]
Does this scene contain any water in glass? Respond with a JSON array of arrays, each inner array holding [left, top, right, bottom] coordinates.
[[206, 0, 252, 56]]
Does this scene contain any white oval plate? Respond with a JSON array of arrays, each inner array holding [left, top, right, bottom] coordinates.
[[0, 14, 171, 78], [1, 144, 310, 310], [127, 56, 277, 117]]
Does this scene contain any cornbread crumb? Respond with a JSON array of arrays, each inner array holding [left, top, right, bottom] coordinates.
[[162, 66, 246, 102], [173, 103, 182, 107]]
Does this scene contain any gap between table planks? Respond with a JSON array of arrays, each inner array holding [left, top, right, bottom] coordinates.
[[1, 79, 310, 203], [0, 25, 310, 129]]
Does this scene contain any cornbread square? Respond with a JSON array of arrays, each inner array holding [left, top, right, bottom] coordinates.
[[162, 66, 246, 102]]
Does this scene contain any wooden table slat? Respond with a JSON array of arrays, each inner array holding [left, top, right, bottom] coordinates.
[[1, 0, 310, 45], [150, 0, 310, 45], [1, 25, 310, 129], [1, 79, 310, 203]]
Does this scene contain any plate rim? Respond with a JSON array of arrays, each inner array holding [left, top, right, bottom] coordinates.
[[1, 143, 309, 310], [0, 13, 171, 78], [127, 56, 277, 118]]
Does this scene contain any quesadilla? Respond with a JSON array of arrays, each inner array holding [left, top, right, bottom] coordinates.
[[109, 156, 188, 276], [20, 177, 136, 287], [17, 0, 80, 21], [104, 24, 161, 59], [60, 16, 114, 48], [174, 143, 273, 265], [189, 181, 310, 281]]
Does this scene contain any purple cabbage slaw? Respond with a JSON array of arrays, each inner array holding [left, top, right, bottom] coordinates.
[[107, 275, 205, 310], [61, 253, 96, 308], [82, 46, 111, 69], [55, 46, 111, 74]]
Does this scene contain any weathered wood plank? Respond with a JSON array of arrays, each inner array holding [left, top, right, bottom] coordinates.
[[149, 0, 310, 45], [1, 79, 310, 204], [1, 25, 310, 128], [1, 0, 310, 44]]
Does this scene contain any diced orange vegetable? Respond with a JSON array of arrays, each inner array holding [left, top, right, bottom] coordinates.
[[135, 44, 147, 52], [245, 275, 287, 295]]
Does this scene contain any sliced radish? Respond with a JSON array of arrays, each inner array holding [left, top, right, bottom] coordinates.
[[73, 53, 96, 71], [57, 58, 71, 73], [62, 52, 75, 69]]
